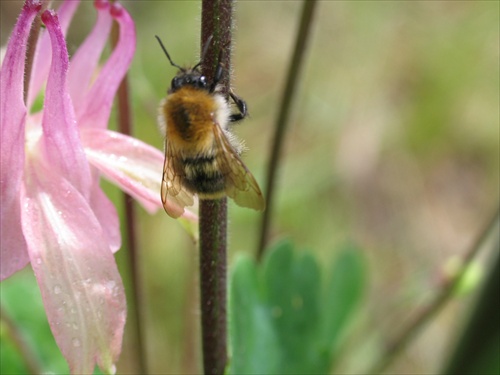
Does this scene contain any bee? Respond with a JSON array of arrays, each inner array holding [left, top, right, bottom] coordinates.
[[155, 36, 265, 218]]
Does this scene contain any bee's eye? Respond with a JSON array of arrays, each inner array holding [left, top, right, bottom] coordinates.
[[171, 77, 181, 90], [199, 76, 207, 86]]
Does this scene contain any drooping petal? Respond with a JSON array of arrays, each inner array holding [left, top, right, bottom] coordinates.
[[80, 128, 165, 214], [0, 0, 41, 280], [89, 184, 121, 253], [68, 0, 113, 110], [21, 159, 126, 375], [27, 0, 80, 109], [39, 9, 91, 198], [78, 2, 136, 129], [82, 128, 198, 220]]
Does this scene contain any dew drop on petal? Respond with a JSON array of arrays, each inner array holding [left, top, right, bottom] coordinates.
[[54, 285, 62, 294], [107, 280, 116, 289], [72, 338, 81, 347], [35, 258, 42, 265], [109, 364, 117, 375], [72, 322, 79, 330]]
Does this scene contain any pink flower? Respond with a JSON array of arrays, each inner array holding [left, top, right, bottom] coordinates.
[[0, 0, 189, 372]]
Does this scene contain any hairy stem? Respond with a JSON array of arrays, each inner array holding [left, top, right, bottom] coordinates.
[[199, 199, 228, 374], [198, 0, 233, 373], [257, 0, 317, 260]]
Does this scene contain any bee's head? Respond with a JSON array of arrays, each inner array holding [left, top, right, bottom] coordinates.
[[169, 70, 208, 93], [156, 35, 217, 94]]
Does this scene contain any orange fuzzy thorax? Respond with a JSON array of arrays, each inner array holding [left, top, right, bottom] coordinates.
[[162, 86, 220, 155]]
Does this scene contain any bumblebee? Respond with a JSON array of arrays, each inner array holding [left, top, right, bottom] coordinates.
[[155, 36, 265, 218]]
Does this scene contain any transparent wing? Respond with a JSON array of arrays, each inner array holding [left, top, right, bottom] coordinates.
[[161, 140, 195, 218], [212, 124, 265, 211]]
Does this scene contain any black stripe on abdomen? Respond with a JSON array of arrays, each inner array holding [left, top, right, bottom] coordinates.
[[181, 155, 225, 195]]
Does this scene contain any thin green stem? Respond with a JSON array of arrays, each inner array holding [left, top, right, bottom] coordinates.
[[257, 0, 317, 260], [367, 208, 500, 374], [440, 241, 499, 375], [198, 0, 233, 373]]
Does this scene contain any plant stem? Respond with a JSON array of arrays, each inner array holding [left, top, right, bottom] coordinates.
[[368, 208, 500, 374], [198, 1, 233, 373], [199, 199, 228, 374], [441, 244, 499, 375], [111, 21, 147, 375], [257, 0, 317, 260]]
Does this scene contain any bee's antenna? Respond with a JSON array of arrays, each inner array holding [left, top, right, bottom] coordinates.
[[155, 35, 184, 71], [192, 35, 214, 71]]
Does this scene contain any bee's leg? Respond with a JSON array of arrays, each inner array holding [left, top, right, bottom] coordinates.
[[208, 46, 247, 121], [229, 91, 247, 122]]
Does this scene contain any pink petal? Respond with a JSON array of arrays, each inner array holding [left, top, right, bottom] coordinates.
[[68, 0, 113, 110], [21, 159, 126, 374], [78, 2, 136, 129], [39, 9, 91, 198], [89, 184, 121, 253], [82, 129, 198, 220], [27, 0, 80, 110], [80, 128, 164, 213], [0, 0, 42, 280]]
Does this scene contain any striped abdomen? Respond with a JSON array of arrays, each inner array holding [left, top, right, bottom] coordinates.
[[176, 154, 225, 197]]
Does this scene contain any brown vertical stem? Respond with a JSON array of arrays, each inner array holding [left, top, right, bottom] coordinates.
[[199, 199, 228, 374], [199, 1, 233, 373]]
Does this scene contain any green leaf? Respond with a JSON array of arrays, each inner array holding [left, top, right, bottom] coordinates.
[[322, 243, 366, 353], [228, 240, 366, 374], [262, 241, 325, 373], [229, 255, 281, 374]]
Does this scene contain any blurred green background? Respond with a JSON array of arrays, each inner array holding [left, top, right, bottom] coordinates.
[[1, 1, 498, 374]]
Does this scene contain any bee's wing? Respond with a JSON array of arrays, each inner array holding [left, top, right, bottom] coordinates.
[[161, 140, 195, 218], [212, 123, 265, 211]]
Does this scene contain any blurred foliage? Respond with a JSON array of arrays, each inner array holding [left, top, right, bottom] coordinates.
[[441, 249, 499, 375], [1, 270, 68, 374], [1, 0, 499, 374], [229, 240, 365, 374]]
